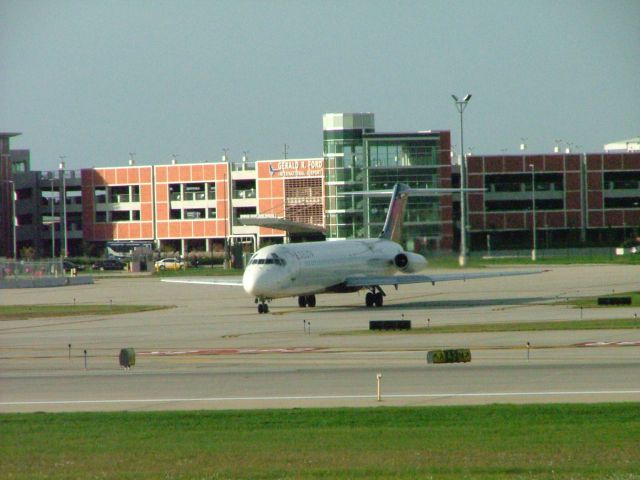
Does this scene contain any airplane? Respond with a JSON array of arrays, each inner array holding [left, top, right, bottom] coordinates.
[[163, 183, 543, 314]]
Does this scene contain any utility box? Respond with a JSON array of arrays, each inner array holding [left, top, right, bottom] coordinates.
[[369, 320, 411, 331], [119, 348, 136, 368], [427, 349, 471, 364], [597, 296, 632, 305]]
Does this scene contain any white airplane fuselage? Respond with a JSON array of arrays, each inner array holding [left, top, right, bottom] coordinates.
[[162, 183, 542, 314], [243, 238, 409, 299]]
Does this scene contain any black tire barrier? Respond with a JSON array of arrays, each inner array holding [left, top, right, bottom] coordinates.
[[427, 348, 471, 364], [597, 297, 632, 306], [369, 320, 411, 331], [119, 348, 136, 368]]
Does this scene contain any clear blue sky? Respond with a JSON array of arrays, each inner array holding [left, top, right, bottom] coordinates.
[[1, 0, 639, 170]]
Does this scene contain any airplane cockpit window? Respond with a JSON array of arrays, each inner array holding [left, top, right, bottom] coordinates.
[[249, 253, 287, 267], [249, 254, 286, 267], [272, 254, 286, 266]]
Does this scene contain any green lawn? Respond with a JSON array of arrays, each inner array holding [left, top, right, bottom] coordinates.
[[1, 404, 639, 479], [153, 267, 244, 277], [426, 253, 640, 268], [0, 304, 172, 320], [561, 290, 640, 308], [330, 317, 640, 336]]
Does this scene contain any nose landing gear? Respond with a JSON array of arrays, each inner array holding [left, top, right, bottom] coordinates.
[[255, 297, 271, 314]]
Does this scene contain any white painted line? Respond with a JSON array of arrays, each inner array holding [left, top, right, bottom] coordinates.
[[2, 390, 640, 406]]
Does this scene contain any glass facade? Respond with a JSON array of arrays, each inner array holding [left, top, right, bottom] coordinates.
[[363, 135, 444, 251], [323, 113, 450, 252], [323, 114, 373, 240]]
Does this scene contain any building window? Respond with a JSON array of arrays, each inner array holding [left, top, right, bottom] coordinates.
[[604, 171, 640, 190], [233, 179, 256, 199], [207, 182, 216, 199], [604, 197, 640, 209], [207, 208, 217, 219], [17, 214, 32, 225], [184, 208, 205, 219], [95, 187, 107, 204], [234, 206, 256, 221], [110, 186, 130, 203], [132, 210, 141, 221], [96, 211, 107, 223], [111, 210, 130, 222], [485, 199, 564, 211], [170, 208, 181, 220], [184, 183, 205, 201], [169, 184, 181, 201]]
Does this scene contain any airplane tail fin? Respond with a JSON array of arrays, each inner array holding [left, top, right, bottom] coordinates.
[[341, 183, 485, 244], [379, 183, 410, 243]]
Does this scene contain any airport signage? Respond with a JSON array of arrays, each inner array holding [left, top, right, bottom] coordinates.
[[269, 159, 323, 178]]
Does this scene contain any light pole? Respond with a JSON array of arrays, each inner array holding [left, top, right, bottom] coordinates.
[[452, 93, 472, 267], [529, 163, 537, 261], [0, 179, 16, 260], [59, 157, 67, 258], [49, 178, 55, 258], [222, 148, 232, 269], [520, 138, 528, 151]]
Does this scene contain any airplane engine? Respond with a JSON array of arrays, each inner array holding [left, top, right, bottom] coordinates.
[[394, 252, 427, 273]]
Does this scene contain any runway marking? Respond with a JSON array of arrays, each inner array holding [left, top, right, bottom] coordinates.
[[575, 341, 640, 347], [138, 347, 322, 356], [3, 390, 640, 407]]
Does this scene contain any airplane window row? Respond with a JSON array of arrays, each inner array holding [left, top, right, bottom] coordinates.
[[249, 254, 286, 266]]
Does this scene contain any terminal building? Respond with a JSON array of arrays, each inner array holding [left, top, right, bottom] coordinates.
[[462, 152, 640, 250], [1, 117, 639, 260], [81, 157, 324, 255], [323, 113, 453, 251]]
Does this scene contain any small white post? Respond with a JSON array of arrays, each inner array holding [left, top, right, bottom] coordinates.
[[376, 373, 382, 402]]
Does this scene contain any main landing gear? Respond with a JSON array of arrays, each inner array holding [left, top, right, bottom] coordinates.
[[298, 295, 316, 308], [255, 297, 270, 314], [365, 286, 385, 308]]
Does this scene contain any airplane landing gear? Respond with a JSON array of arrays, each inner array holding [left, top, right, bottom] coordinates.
[[298, 295, 316, 308], [365, 287, 385, 308], [256, 297, 270, 314]]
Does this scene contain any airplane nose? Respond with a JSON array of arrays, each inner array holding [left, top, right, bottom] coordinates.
[[243, 269, 280, 297], [243, 270, 258, 296]]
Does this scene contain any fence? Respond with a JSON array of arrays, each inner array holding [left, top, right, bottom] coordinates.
[[0, 259, 92, 288]]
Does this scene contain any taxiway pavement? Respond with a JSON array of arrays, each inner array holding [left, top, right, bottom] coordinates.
[[1, 264, 639, 412]]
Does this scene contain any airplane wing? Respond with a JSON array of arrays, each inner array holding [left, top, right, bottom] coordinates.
[[344, 269, 547, 288], [161, 277, 244, 286]]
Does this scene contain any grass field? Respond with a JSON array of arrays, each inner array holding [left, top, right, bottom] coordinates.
[[330, 317, 640, 336], [426, 253, 640, 268], [1, 404, 639, 479], [153, 267, 244, 277], [561, 290, 640, 308], [0, 304, 172, 320]]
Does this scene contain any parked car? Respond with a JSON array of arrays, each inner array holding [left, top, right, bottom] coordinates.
[[154, 258, 186, 271], [91, 259, 126, 271], [63, 260, 86, 272]]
